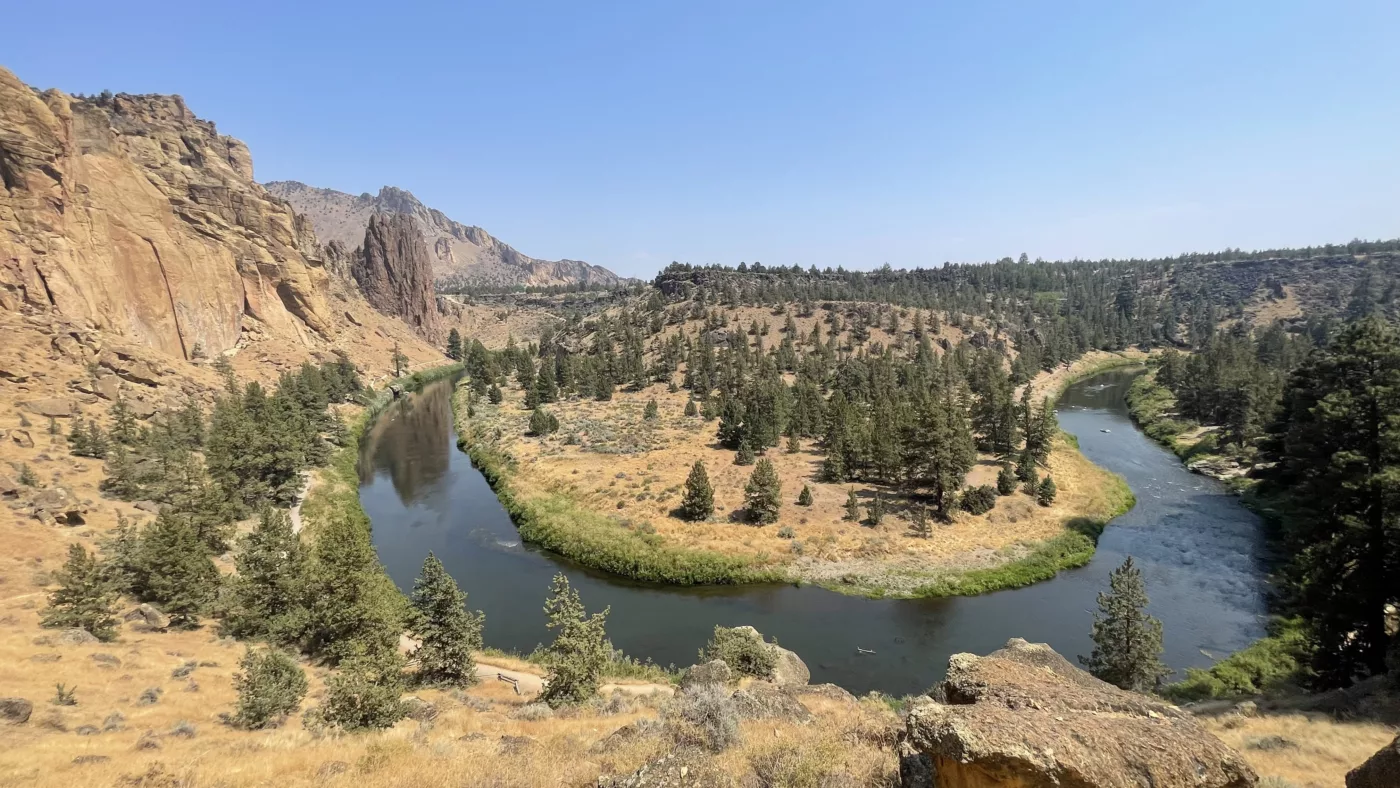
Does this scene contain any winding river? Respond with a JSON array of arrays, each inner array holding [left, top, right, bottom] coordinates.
[[359, 368, 1268, 695]]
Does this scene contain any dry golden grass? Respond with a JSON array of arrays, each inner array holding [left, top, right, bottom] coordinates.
[[1200, 712, 1396, 788]]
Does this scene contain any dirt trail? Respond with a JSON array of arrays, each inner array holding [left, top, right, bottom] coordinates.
[[474, 662, 674, 698]]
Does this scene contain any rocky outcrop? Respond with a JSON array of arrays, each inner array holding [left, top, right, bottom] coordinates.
[[730, 626, 810, 686], [266, 181, 628, 289], [0, 68, 333, 359], [354, 213, 438, 340], [904, 638, 1257, 788], [1349, 735, 1399, 788]]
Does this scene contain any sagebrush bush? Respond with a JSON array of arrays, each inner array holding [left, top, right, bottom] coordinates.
[[231, 647, 308, 729], [701, 626, 777, 679], [674, 684, 740, 752]]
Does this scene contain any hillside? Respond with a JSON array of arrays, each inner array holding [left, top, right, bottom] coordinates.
[[265, 181, 628, 291]]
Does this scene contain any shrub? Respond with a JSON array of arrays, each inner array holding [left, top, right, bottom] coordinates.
[[643, 399, 659, 420], [777, 526, 796, 539], [310, 655, 406, 731], [701, 626, 776, 679], [231, 647, 308, 729], [960, 485, 997, 515], [996, 464, 1018, 495], [796, 485, 813, 506], [52, 683, 77, 706], [18, 463, 38, 487], [529, 408, 560, 436], [1162, 620, 1309, 702], [684, 399, 698, 417], [674, 683, 740, 752]]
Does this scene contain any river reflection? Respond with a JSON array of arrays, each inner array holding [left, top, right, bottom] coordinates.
[[360, 372, 1268, 695]]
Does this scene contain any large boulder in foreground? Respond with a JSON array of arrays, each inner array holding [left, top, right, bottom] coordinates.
[[905, 638, 1257, 788], [1349, 735, 1400, 788]]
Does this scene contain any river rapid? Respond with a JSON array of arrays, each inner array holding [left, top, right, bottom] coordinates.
[[359, 368, 1267, 695]]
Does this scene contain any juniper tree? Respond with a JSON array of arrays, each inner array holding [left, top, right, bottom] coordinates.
[[136, 513, 220, 628], [302, 511, 405, 667], [224, 508, 308, 643], [41, 544, 119, 641], [231, 647, 308, 729], [643, 398, 659, 420], [533, 361, 558, 405], [743, 459, 782, 524], [1079, 557, 1168, 692], [684, 399, 698, 417], [529, 408, 560, 436], [446, 328, 463, 361], [409, 552, 483, 686], [539, 574, 611, 708], [865, 492, 885, 525], [910, 505, 931, 538], [844, 489, 860, 521], [101, 444, 142, 500], [796, 484, 813, 506], [1036, 476, 1057, 506], [996, 463, 1018, 495], [679, 460, 715, 521], [313, 651, 407, 731], [110, 396, 138, 446], [488, 384, 503, 404], [391, 341, 409, 378], [734, 436, 756, 466]]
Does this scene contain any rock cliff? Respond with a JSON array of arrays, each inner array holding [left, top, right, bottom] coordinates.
[[354, 212, 439, 340], [0, 68, 334, 359], [265, 180, 627, 290], [904, 638, 1258, 787]]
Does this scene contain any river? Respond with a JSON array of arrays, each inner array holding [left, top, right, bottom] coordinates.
[[359, 368, 1268, 695]]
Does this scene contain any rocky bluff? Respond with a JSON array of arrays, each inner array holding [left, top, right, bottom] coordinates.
[[0, 67, 333, 359], [354, 212, 438, 341]]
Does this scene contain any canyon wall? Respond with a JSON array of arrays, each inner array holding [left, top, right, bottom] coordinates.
[[0, 67, 334, 359]]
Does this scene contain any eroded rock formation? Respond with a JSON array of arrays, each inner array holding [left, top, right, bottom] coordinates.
[[904, 638, 1258, 788], [354, 213, 439, 340], [0, 68, 333, 359], [1349, 735, 1399, 788], [266, 180, 628, 289]]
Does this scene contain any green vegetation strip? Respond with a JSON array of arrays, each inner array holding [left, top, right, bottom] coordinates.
[[453, 386, 787, 586]]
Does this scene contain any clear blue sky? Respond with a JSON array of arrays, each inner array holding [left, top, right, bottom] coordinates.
[[8, 1, 1399, 277]]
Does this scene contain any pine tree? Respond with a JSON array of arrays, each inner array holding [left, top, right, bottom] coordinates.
[[744, 459, 782, 524], [232, 647, 308, 729], [446, 328, 464, 361], [41, 544, 118, 641], [391, 342, 409, 378], [313, 652, 406, 731], [488, 384, 503, 404], [796, 484, 813, 506], [844, 489, 860, 521], [866, 492, 885, 525], [533, 361, 558, 405], [910, 505, 931, 538], [1022, 464, 1039, 496], [302, 511, 405, 666], [1036, 476, 1057, 506], [409, 553, 483, 686], [996, 463, 1018, 495], [110, 396, 138, 445], [734, 436, 755, 466], [679, 461, 714, 521], [529, 408, 560, 436], [225, 508, 308, 643], [539, 574, 611, 708], [684, 399, 698, 417], [1079, 557, 1168, 692], [643, 399, 659, 420], [136, 513, 220, 628], [785, 429, 800, 454], [101, 443, 143, 500]]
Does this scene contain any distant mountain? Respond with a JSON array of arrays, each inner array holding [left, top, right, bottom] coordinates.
[[265, 181, 626, 290]]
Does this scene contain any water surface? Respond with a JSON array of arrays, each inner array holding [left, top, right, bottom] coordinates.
[[360, 369, 1267, 694]]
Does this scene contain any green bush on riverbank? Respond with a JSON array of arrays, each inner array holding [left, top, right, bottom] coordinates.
[[1162, 619, 1310, 702]]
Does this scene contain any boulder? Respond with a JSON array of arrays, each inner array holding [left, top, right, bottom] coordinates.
[[679, 659, 733, 690], [904, 638, 1257, 788], [731, 683, 813, 723], [93, 376, 122, 401], [599, 750, 727, 788], [1348, 735, 1400, 788], [0, 698, 33, 725], [55, 628, 99, 646], [0, 474, 18, 498], [124, 604, 170, 630], [730, 626, 810, 686], [31, 487, 87, 525], [20, 398, 76, 418], [128, 399, 158, 419]]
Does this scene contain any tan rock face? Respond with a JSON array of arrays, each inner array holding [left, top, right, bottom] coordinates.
[[905, 638, 1258, 788], [0, 68, 333, 359], [1348, 735, 1399, 788]]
